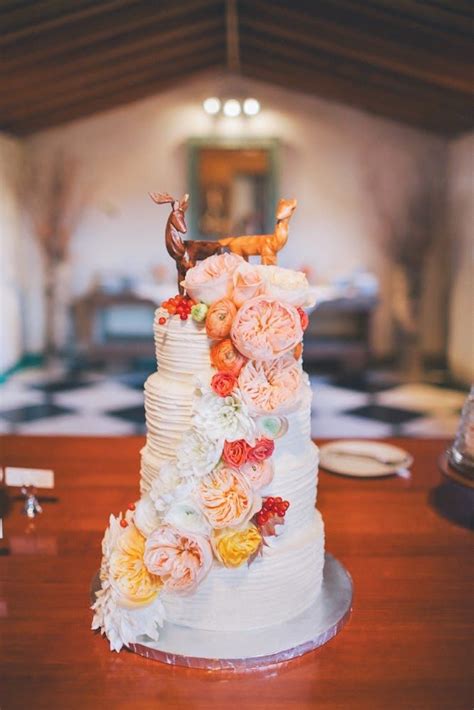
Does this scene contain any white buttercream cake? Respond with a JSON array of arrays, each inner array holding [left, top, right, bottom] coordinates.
[[92, 254, 325, 651]]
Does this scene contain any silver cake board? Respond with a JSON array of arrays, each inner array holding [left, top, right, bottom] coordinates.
[[92, 553, 353, 670]]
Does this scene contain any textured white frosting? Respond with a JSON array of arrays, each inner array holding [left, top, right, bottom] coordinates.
[[162, 511, 324, 631], [139, 307, 325, 631]]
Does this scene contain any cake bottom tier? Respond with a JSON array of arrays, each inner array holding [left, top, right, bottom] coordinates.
[[161, 511, 325, 632]]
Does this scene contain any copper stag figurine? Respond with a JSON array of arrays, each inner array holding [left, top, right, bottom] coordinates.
[[218, 198, 297, 265], [150, 192, 225, 292]]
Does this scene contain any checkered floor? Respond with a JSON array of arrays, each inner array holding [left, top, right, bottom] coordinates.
[[0, 363, 467, 438]]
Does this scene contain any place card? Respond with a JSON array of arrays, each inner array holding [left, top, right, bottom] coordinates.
[[4, 467, 55, 489]]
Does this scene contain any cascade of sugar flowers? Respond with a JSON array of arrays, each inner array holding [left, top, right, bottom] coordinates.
[[92, 254, 314, 650]]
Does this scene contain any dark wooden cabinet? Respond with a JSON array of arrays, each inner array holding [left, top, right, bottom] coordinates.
[[304, 296, 377, 371], [71, 290, 156, 364]]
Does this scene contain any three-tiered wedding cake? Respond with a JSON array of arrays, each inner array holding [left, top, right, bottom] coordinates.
[[92, 252, 325, 652]]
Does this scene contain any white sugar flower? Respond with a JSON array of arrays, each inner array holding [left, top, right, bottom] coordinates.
[[175, 428, 223, 478], [133, 494, 161, 537], [193, 388, 256, 444], [92, 586, 165, 652], [263, 265, 316, 307], [164, 498, 211, 536], [149, 461, 194, 512]]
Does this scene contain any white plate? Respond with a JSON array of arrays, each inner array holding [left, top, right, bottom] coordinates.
[[319, 440, 413, 477]]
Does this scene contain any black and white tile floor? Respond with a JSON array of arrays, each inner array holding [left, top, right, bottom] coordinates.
[[0, 364, 468, 438]]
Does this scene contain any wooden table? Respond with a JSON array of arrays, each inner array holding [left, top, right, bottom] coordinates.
[[0, 436, 472, 710]]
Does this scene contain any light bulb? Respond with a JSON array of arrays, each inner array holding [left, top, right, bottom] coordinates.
[[203, 97, 221, 115], [243, 98, 260, 116], [223, 98, 241, 118]]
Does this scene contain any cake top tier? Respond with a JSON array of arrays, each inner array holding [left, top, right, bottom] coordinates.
[[156, 254, 316, 378]]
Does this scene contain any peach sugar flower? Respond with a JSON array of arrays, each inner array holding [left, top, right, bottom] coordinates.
[[232, 263, 266, 307], [144, 524, 212, 593], [240, 459, 274, 490], [238, 355, 302, 414], [109, 523, 162, 608], [206, 298, 237, 339], [211, 338, 247, 377], [197, 466, 255, 528], [231, 296, 303, 361], [181, 253, 243, 305]]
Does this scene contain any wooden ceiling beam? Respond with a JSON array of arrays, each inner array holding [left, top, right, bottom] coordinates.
[[0, 0, 136, 41], [240, 8, 473, 94], [241, 47, 472, 134], [241, 34, 472, 118], [0, 15, 223, 97], [270, 0, 473, 44], [0, 0, 221, 64], [2, 60, 223, 136], [0, 41, 224, 122], [343, 0, 473, 36]]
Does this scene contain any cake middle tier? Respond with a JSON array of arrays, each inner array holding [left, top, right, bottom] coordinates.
[[141, 370, 319, 533]]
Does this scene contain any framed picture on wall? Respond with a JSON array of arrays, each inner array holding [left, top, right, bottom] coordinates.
[[187, 138, 279, 241]]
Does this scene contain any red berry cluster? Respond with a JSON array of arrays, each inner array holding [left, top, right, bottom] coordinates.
[[256, 497, 290, 526], [160, 294, 196, 323]]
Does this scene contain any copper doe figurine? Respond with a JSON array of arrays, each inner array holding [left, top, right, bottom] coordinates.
[[150, 192, 225, 292], [218, 198, 297, 265]]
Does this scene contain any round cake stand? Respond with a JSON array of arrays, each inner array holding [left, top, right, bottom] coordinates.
[[117, 553, 352, 670]]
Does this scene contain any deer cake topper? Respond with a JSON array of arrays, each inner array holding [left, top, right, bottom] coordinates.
[[218, 198, 297, 265], [150, 192, 225, 293]]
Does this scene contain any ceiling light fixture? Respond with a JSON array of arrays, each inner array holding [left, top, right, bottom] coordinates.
[[243, 97, 260, 116], [203, 97, 221, 115], [223, 98, 241, 117]]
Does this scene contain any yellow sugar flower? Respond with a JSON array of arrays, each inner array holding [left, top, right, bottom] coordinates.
[[212, 524, 262, 568], [109, 523, 162, 608]]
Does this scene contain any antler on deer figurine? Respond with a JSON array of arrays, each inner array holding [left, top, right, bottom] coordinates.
[[218, 198, 297, 265], [150, 191, 225, 293]]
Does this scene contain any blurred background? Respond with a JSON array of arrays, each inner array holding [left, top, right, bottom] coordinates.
[[0, 0, 472, 438]]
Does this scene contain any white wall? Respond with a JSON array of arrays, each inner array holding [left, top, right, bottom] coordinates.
[[0, 133, 24, 373], [447, 132, 474, 384], [25, 72, 446, 356]]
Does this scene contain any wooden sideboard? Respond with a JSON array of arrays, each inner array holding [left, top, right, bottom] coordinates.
[[71, 290, 156, 364], [304, 296, 377, 371]]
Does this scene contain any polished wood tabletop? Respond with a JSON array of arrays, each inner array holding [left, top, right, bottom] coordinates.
[[0, 436, 472, 710]]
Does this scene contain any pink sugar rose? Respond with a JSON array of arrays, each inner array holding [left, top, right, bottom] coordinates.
[[211, 372, 237, 397], [248, 437, 274, 462], [240, 459, 274, 490], [222, 439, 250, 467], [238, 356, 302, 414], [232, 263, 266, 308], [144, 524, 212, 593], [231, 296, 303, 361], [181, 253, 244, 305]]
